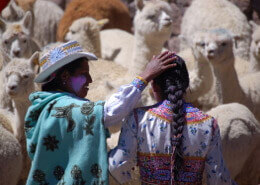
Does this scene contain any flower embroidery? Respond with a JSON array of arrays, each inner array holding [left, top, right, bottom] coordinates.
[[43, 134, 59, 151], [47, 100, 57, 114], [33, 169, 48, 184], [29, 108, 42, 121], [83, 115, 96, 136], [30, 143, 37, 154], [71, 165, 86, 185], [53, 166, 64, 180], [91, 164, 102, 178], [81, 101, 95, 115], [52, 103, 80, 132], [189, 126, 197, 135]]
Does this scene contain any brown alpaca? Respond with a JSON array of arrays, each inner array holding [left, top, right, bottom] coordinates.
[[57, 0, 132, 41]]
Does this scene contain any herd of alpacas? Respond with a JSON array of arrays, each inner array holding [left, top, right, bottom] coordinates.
[[0, 0, 259, 184]]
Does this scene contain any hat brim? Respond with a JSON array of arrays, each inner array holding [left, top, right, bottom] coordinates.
[[34, 52, 97, 83]]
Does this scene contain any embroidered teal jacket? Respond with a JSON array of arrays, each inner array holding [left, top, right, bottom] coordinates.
[[25, 91, 108, 185]]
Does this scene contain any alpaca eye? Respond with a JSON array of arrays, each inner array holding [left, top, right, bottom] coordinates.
[[23, 74, 29, 79], [71, 31, 76, 34], [221, 42, 226, 46], [147, 15, 155, 19], [4, 40, 9, 45], [200, 42, 205, 47]]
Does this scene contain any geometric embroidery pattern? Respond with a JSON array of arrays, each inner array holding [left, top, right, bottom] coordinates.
[[138, 152, 205, 184]]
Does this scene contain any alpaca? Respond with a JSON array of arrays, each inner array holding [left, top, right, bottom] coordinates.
[[207, 103, 260, 184], [101, 0, 173, 76], [180, 0, 252, 60], [1, 0, 64, 47], [2, 52, 39, 140], [202, 29, 260, 121], [249, 21, 260, 72], [179, 29, 249, 111], [0, 11, 41, 58], [57, 0, 132, 41], [0, 52, 39, 184], [65, 17, 109, 58], [1, 0, 24, 22], [0, 115, 23, 185]]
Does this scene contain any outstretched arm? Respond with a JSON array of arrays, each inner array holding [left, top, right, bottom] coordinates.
[[104, 51, 177, 127]]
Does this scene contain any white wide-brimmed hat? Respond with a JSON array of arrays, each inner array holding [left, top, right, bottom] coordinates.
[[34, 40, 97, 83]]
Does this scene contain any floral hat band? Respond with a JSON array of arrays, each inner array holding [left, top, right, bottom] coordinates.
[[34, 41, 98, 83], [40, 41, 83, 70]]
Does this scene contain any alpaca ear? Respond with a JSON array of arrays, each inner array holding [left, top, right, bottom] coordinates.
[[250, 21, 258, 32], [0, 18, 6, 34], [22, 11, 33, 34], [29, 51, 39, 70], [135, 0, 144, 10], [97, 19, 109, 29], [9, 1, 17, 17]]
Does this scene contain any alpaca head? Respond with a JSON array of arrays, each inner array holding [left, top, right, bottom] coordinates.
[[65, 17, 108, 57], [0, 11, 33, 58], [1, 0, 25, 22], [250, 21, 260, 60], [2, 52, 38, 101], [134, 0, 173, 42], [192, 29, 235, 66]]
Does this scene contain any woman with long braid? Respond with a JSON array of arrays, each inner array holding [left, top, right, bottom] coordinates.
[[109, 53, 236, 184]]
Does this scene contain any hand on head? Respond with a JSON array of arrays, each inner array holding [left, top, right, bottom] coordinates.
[[140, 51, 177, 82]]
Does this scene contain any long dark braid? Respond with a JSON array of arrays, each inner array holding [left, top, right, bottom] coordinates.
[[154, 54, 189, 181]]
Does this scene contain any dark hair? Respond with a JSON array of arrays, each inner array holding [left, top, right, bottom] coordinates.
[[41, 57, 87, 91], [154, 54, 189, 180]]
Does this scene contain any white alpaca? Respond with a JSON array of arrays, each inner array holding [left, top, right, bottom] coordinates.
[[1, 52, 39, 140], [180, 0, 252, 60], [0, 11, 41, 58], [179, 29, 249, 111], [1, 0, 64, 47], [65, 17, 109, 58], [207, 103, 260, 184], [249, 21, 260, 73], [0, 52, 39, 184], [0, 111, 23, 185], [101, 0, 173, 75], [202, 30, 260, 121]]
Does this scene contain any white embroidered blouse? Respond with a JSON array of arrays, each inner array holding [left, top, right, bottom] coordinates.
[[108, 100, 237, 185]]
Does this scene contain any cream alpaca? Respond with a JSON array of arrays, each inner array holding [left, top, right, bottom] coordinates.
[[0, 12, 40, 58], [0, 113, 22, 185], [65, 17, 109, 58], [207, 103, 260, 184], [202, 30, 260, 121], [180, 0, 251, 60], [0, 52, 39, 184], [1, 0, 64, 47], [179, 29, 250, 111], [101, 0, 173, 75]]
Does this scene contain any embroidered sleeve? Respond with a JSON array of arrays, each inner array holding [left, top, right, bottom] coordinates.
[[131, 76, 148, 91], [103, 77, 147, 127], [108, 112, 138, 184], [205, 118, 237, 185]]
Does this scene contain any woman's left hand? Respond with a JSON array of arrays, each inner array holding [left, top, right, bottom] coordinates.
[[139, 51, 177, 83]]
